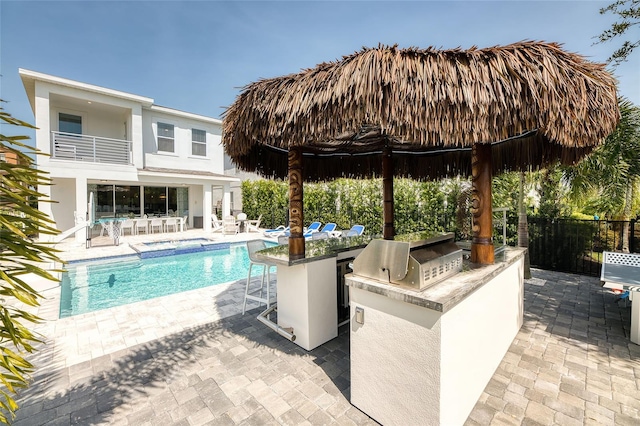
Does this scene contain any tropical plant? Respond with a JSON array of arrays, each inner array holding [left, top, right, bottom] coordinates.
[[0, 102, 61, 423], [597, 0, 640, 64], [536, 166, 572, 219], [563, 98, 640, 252]]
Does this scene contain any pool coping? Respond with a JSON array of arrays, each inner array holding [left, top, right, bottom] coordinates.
[[27, 230, 271, 370]]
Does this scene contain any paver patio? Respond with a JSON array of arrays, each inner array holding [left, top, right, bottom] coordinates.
[[11, 233, 640, 425]]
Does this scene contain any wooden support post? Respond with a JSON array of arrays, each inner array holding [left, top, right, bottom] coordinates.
[[382, 146, 395, 240], [471, 143, 494, 264], [288, 146, 305, 259]]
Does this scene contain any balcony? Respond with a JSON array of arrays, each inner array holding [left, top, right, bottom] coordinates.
[[51, 131, 132, 165]]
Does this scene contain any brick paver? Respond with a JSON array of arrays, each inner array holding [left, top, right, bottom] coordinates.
[[12, 267, 640, 425]]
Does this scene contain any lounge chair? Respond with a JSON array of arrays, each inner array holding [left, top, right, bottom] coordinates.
[[223, 215, 238, 235], [311, 231, 329, 240], [302, 221, 323, 239], [211, 214, 224, 233], [263, 225, 289, 238], [246, 214, 262, 233], [345, 224, 365, 236], [315, 222, 337, 237]]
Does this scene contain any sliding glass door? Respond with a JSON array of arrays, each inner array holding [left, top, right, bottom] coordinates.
[[89, 184, 188, 218]]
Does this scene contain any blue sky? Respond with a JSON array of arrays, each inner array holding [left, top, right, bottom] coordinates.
[[1, 0, 638, 142]]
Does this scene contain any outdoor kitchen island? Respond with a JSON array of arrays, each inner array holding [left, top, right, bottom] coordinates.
[[255, 235, 372, 351], [346, 240, 527, 426]]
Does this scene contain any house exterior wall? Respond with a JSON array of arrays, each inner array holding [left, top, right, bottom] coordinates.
[[20, 68, 237, 240], [142, 107, 223, 174]]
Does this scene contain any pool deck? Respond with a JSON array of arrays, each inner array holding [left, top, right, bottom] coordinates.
[[12, 230, 640, 425]]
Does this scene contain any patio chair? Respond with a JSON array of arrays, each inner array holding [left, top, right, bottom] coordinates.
[[182, 215, 188, 231], [263, 225, 289, 238], [246, 214, 263, 233], [317, 222, 337, 237], [243, 240, 277, 314], [99, 220, 110, 236], [346, 224, 365, 236], [164, 217, 178, 232], [211, 214, 224, 233], [135, 218, 149, 235], [223, 215, 238, 235], [302, 221, 322, 239], [120, 218, 135, 236], [150, 217, 164, 234]]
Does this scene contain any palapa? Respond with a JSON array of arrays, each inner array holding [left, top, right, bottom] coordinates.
[[222, 41, 619, 262]]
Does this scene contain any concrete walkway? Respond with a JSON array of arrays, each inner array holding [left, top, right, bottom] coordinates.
[[11, 235, 640, 425]]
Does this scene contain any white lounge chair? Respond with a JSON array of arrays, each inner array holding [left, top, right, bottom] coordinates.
[[263, 225, 289, 238], [223, 215, 238, 235], [211, 214, 224, 233], [246, 214, 262, 233]]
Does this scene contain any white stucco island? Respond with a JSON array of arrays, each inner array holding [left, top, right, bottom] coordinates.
[[346, 246, 526, 426]]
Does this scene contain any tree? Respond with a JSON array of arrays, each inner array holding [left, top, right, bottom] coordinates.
[[564, 98, 640, 252], [0, 101, 61, 422], [597, 0, 640, 64]]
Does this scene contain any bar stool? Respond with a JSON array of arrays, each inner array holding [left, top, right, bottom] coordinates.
[[243, 240, 277, 314]]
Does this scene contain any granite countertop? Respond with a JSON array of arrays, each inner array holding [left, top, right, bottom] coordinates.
[[256, 230, 454, 266], [345, 246, 527, 313], [256, 235, 374, 266]]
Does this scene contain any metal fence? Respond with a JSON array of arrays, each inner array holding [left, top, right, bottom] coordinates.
[[526, 218, 640, 276]]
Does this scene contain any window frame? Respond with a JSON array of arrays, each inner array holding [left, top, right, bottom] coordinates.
[[58, 112, 83, 135], [156, 122, 175, 153], [191, 128, 207, 157]]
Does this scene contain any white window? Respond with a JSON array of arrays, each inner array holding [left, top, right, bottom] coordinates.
[[192, 129, 206, 156], [157, 122, 175, 153], [0, 153, 6, 162]]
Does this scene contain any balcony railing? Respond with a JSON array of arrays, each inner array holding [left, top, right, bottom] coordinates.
[[51, 131, 132, 165]]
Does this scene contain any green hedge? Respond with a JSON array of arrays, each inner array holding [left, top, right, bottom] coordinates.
[[241, 178, 458, 235]]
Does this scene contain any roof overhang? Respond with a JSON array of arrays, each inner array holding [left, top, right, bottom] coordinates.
[[19, 68, 154, 113], [137, 167, 239, 183]]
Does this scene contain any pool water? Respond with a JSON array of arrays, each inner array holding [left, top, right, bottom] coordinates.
[[59, 242, 275, 318]]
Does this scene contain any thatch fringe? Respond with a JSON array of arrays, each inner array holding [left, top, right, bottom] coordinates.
[[222, 41, 618, 180]]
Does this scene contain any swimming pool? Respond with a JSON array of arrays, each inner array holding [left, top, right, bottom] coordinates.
[[59, 241, 276, 318]]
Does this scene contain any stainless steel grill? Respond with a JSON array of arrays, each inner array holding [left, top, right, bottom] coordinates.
[[351, 232, 462, 290]]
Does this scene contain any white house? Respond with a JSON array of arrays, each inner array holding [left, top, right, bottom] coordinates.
[[19, 69, 238, 241]]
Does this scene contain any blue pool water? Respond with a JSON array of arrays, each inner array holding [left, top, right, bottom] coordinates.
[[59, 242, 276, 318]]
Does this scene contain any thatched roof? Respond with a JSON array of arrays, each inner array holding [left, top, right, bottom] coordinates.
[[222, 41, 619, 181]]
